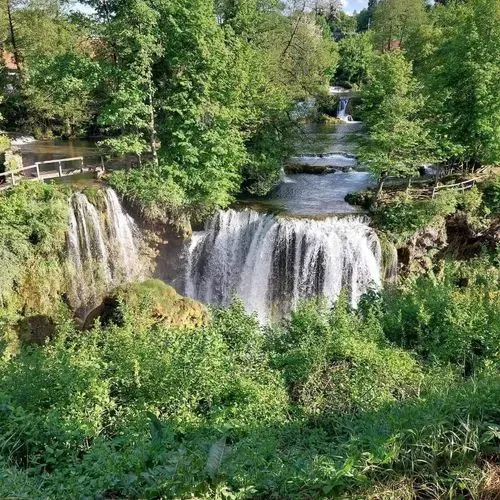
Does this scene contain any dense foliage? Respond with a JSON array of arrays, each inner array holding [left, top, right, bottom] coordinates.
[[0, 183, 68, 317], [0, 256, 498, 498], [373, 180, 499, 242], [0, 1, 499, 496], [349, 0, 500, 189], [1, 0, 337, 213]]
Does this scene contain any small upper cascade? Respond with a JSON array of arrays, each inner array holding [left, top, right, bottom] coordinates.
[[328, 85, 350, 95], [9, 135, 36, 145], [184, 209, 382, 323], [337, 97, 353, 122], [67, 188, 142, 315]]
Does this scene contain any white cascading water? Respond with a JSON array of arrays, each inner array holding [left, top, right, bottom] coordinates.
[[185, 209, 382, 323], [337, 97, 352, 122], [67, 188, 142, 314]]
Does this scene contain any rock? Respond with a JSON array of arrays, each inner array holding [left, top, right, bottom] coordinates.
[[444, 215, 500, 258], [398, 222, 447, 271], [83, 279, 208, 330]]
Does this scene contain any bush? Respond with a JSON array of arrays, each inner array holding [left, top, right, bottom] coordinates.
[[482, 175, 500, 214], [374, 191, 457, 242], [0, 182, 69, 316], [268, 296, 423, 418], [379, 257, 500, 374], [0, 261, 498, 498], [108, 164, 189, 225]]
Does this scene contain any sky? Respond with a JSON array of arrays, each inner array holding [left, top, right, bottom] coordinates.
[[343, 0, 368, 14], [71, 0, 370, 17]]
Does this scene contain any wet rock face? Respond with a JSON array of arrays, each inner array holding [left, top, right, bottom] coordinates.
[[83, 279, 208, 330]]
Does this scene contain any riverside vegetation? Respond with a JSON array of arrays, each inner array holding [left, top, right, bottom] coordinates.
[[1, 0, 500, 498], [0, 180, 499, 498]]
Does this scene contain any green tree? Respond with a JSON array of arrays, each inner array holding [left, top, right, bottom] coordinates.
[[327, 10, 357, 39], [96, 0, 161, 166], [372, 0, 428, 51], [357, 0, 378, 32], [422, 0, 500, 167], [23, 52, 100, 137], [358, 51, 432, 196], [336, 32, 374, 86]]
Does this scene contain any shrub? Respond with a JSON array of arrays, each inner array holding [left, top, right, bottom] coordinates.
[[482, 175, 500, 214], [380, 257, 500, 374], [268, 296, 423, 418], [0, 262, 498, 498], [374, 191, 457, 242], [0, 182, 69, 315]]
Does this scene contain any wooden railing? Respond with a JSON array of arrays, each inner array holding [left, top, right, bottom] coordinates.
[[431, 174, 488, 199], [0, 156, 85, 189]]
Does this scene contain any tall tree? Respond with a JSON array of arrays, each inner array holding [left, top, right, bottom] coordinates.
[[421, 0, 500, 167], [372, 0, 427, 51], [358, 51, 432, 197], [97, 0, 161, 166], [336, 32, 374, 85]]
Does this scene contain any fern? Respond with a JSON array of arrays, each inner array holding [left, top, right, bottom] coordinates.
[[205, 437, 226, 478]]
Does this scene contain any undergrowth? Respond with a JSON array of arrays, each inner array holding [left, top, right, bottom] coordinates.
[[0, 256, 498, 498]]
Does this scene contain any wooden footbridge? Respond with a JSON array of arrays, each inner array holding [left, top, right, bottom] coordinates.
[[0, 156, 104, 190]]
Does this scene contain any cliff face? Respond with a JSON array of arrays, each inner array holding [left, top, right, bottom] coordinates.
[[397, 215, 500, 273], [397, 221, 448, 272]]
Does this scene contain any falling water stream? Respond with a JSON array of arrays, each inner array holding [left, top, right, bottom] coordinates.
[[60, 117, 387, 322], [337, 97, 353, 122], [185, 209, 381, 323], [67, 188, 142, 315]]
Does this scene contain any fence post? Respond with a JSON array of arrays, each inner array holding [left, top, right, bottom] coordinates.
[[35, 162, 40, 180], [10, 171, 15, 186], [58, 161, 63, 177], [81, 157, 84, 171]]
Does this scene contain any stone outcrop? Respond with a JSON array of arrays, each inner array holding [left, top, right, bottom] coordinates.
[[83, 279, 208, 330], [398, 221, 447, 272], [398, 215, 499, 272]]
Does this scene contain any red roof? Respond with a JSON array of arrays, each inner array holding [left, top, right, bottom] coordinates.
[[3, 51, 18, 70]]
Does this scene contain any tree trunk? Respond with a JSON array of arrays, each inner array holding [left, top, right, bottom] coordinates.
[[281, 2, 305, 59], [148, 74, 159, 168], [7, 0, 22, 74], [376, 173, 386, 200]]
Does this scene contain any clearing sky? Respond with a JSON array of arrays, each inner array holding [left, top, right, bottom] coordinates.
[[343, 0, 368, 14]]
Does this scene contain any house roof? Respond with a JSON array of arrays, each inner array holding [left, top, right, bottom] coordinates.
[[2, 51, 18, 70]]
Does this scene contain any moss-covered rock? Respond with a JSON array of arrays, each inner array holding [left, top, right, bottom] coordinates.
[[345, 190, 374, 209], [83, 279, 208, 330]]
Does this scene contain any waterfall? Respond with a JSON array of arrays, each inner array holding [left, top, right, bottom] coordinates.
[[67, 188, 142, 315], [185, 209, 382, 323], [337, 97, 352, 122]]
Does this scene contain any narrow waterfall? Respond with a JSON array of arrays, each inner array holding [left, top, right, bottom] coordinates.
[[337, 97, 352, 122], [67, 188, 142, 315], [185, 209, 382, 323]]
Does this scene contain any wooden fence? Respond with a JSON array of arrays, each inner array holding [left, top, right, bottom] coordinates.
[[431, 175, 488, 198], [0, 156, 93, 190]]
